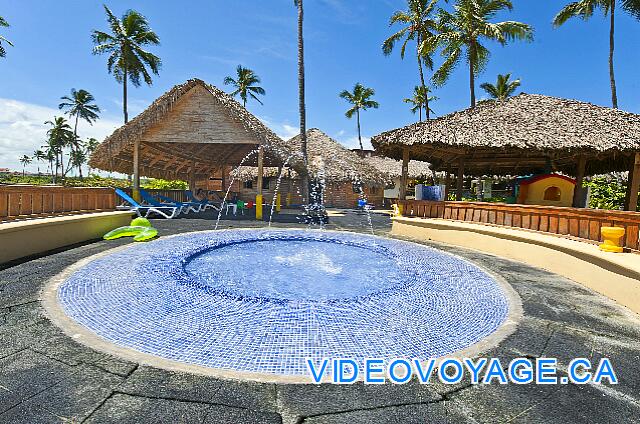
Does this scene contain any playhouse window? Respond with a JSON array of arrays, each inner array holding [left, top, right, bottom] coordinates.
[[543, 186, 561, 201]]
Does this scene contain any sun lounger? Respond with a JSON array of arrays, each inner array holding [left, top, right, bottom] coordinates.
[[186, 190, 220, 211], [139, 189, 201, 214], [114, 188, 181, 219]]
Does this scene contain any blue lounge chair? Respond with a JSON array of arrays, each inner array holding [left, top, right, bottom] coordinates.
[[186, 190, 220, 211], [114, 189, 181, 219], [139, 189, 201, 214]]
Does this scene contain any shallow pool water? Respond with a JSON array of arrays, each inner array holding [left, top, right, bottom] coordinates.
[[185, 239, 405, 300], [57, 229, 512, 378]]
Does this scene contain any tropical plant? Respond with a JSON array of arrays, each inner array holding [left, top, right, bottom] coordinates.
[[33, 149, 47, 174], [19, 155, 32, 176], [0, 16, 13, 58], [339, 83, 380, 151], [553, 0, 640, 109], [403, 85, 438, 121], [85, 138, 100, 175], [295, 0, 309, 204], [44, 116, 75, 182], [70, 148, 88, 176], [383, 0, 439, 120], [223, 65, 266, 107], [92, 5, 161, 123], [433, 0, 533, 108], [59, 88, 101, 177], [480, 73, 521, 101]]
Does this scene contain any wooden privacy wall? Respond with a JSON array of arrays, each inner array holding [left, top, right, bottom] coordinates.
[[0, 185, 117, 221], [396, 199, 640, 252]]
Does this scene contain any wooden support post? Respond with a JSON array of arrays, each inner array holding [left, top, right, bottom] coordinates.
[[276, 193, 281, 212], [625, 152, 640, 212], [444, 165, 451, 201], [132, 140, 141, 202], [189, 160, 196, 191], [572, 155, 587, 208], [399, 147, 410, 200], [456, 158, 464, 201], [220, 166, 227, 192], [256, 146, 264, 220]]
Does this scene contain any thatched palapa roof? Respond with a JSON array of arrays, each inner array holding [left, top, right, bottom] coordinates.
[[231, 129, 387, 184], [89, 79, 296, 180], [372, 94, 640, 176], [364, 156, 433, 180]]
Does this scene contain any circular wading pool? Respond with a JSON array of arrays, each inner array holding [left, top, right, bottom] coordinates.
[[51, 229, 519, 381]]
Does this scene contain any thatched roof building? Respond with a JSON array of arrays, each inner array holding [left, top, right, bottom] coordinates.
[[372, 93, 640, 176], [89, 79, 297, 181], [364, 156, 433, 180], [275, 129, 386, 184]]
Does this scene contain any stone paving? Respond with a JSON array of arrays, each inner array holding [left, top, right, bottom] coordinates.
[[1, 210, 640, 423]]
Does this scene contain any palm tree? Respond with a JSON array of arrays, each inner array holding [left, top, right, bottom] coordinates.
[[553, 1, 640, 109], [85, 138, 100, 176], [44, 117, 74, 182], [433, 0, 533, 108], [0, 16, 12, 58], [295, 0, 309, 204], [59, 88, 101, 177], [480, 73, 521, 101], [403, 85, 438, 121], [92, 6, 161, 123], [223, 65, 266, 107], [383, 0, 439, 120], [33, 150, 46, 175], [339, 83, 380, 151], [70, 148, 88, 178], [19, 155, 32, 177]]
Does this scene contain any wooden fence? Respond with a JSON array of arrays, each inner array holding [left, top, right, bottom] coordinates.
[[396, 199, 640, 251], [0, 185, 117, 221]]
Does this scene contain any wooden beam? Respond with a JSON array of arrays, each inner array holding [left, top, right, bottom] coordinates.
[[256, 146, 264, 220], [572, 155, 587, 208], [444, 165, 451, 201], [399, 147, 410, 200], [625, 152, 640, 212], [132, 140, 140, 200], [456, 157, 464, 201]]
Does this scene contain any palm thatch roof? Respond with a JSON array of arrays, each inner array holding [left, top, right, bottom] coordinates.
[[231, 129, 387, 184], [89, 79, 297, 180], [363, 156, 433, 180], [372, 93, 640, 176]]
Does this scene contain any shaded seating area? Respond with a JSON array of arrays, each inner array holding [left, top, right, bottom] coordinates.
[[372, 94, 640, 251], [89, 79, 300, 220], [373, 93, 640, 211]]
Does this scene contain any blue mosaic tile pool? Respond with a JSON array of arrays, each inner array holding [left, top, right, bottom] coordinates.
[[58, 229, 511, 377]]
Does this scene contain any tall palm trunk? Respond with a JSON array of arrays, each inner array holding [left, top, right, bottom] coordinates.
[[469, 38, 477, 108], [297, 0, 309, 204], [123, 69, 129, 123], [72, 114, 84, 178], [609, 0, 618, 109], [356, 108, 363, 151], [416, 34, 430, 120]]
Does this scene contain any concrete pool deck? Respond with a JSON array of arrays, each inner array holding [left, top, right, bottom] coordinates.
[[2, 210, 640, 423]]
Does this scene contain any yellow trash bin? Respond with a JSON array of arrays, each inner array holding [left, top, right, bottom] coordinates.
[[600, 226, 625, 253]]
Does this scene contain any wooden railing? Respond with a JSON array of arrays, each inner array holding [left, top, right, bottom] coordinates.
[[396, 199, 640, 251], [0, 185, 117, 221]]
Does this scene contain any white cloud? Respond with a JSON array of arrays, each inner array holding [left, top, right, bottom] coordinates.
[[339, 135, 373, 151], [258, 116, 300, 140], [0, 98, 121, 172]]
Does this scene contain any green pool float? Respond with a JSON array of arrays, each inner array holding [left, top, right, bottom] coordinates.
[[103, 217, 158, 242]]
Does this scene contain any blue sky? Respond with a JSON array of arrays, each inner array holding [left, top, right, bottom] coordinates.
[[2, 0, 640, 171]]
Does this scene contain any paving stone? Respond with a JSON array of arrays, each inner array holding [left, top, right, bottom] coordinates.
[[31, 334, 137, 376], [12, 364, 123, 422], [0, 349, 79, 414], [278, 382, 441, 418], [202, 404, 283, 423], [0, 403, 62, 424], [210, 379, 278, 411], [303, 401, 473, 424], [512, 383, 640, 423], [0, 320, 64, 359], [119, 366, 220, 402], [85, 393, 211, 423]]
